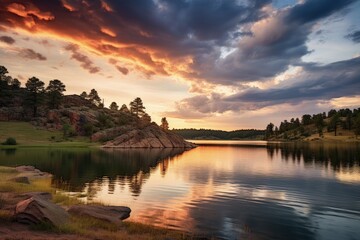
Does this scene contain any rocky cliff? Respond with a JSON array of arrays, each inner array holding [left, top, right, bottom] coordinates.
[[101, 124, 196, 148]]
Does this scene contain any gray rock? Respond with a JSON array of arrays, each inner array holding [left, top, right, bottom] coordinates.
[[20, 192, 52, 201], [10, 176, 30, 184], [15, 196, 69, 227], [15, 165, 51, 179], [68, 205, 131, 224], [103, 124, 197, 148]]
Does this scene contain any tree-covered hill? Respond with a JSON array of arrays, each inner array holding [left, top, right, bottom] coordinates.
[[0, 65, 189, 147], [172, 128, 265, 140], [264, 108, 360, 141]]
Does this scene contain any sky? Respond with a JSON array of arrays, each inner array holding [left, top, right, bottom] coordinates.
[[0, 0, 359, 130]]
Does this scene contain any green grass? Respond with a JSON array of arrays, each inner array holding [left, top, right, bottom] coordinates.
[[0, 166, 204, 240], [0, 122, 97, 148]]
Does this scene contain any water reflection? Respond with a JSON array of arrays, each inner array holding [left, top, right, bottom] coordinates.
[[0, 143, 360, 240], [0, 148, 185, 196], [267, 142, 360, 182]]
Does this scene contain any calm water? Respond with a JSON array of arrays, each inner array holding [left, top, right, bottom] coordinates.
[[1, 141, 360, 240]]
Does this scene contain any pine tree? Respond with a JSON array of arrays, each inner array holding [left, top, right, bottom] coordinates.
[[25, 77, 45, 117], [46, 79, 66, 109], [161, 117, 169, 130], [129, 97, 145, 117], [109, 102, 119, 111], [119, 104, 130, 113], [88, 89, 101, 106]]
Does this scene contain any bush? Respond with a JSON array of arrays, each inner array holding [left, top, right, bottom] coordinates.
[[2, 137, 17, 145]]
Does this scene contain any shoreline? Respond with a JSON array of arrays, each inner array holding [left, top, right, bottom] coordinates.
[[0, 166, 206, 240]]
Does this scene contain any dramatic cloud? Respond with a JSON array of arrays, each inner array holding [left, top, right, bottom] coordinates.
[[64, 44, 100, 74], [346, 31, 360, 43], [0, 35, 15, 44], [0, 0, 358, 128], [171, 57, 360, 116], [0, 0, 271, 80], [191, 0, 357, 85], [18, 48, 47, 61]]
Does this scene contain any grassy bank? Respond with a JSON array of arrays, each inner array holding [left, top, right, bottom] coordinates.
[[0, 166, 206, 240], [0, 122, 98, 148]]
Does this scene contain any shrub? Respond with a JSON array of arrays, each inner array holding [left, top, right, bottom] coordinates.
[[2, 137, 17, 145]]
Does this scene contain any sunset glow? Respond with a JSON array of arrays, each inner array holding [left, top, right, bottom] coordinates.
[[0, 0, 359, 130]]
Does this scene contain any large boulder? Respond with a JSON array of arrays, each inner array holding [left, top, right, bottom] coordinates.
[[103, 124, 197, 148], [15, 196, 69, 227], [68, 205, 131, 224]]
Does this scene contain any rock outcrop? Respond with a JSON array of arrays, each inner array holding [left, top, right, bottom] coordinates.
[[102, 124, 196, 148], [68, 205, 131, 224], [15, 165, 52, 179], [15, 196, 70, 227]]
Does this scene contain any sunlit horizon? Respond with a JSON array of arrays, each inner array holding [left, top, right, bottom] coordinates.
[[0, 0, 359, 130]]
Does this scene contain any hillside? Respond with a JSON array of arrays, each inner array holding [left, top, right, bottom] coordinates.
[[265, 108, 360, 142], [0, 66, 194, 148]]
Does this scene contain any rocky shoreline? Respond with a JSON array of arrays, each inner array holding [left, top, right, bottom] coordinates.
[[0, 165, 212, 239], [100, 124, 197, 148], [2, 166, 131, 228]]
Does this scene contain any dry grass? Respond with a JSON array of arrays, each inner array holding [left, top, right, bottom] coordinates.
[[0, 166, 210, 240], [305, 129, 359, 142]]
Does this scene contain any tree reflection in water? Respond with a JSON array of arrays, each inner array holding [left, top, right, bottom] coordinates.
[[0, 148, 186, 198], [267, 142, 360, 172]]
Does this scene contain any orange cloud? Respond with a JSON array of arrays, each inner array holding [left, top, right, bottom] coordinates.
[[0, 0, 196, 80], [7, 2, 54, 21], [100, 27, 116, 37], [100, 0, 113, 12]]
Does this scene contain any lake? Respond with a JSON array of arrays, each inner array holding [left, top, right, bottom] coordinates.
[[1, 141, 360, 240]]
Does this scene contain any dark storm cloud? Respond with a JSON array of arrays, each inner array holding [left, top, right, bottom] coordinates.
[[286, 0, 356, 23], [18, 48, 46, 60], [228, 57, 360, 103], [170, 57, 360, 115], [192, 0, 357, 84], [346, 30, 360, 43], [0, 35, 15, 44], [64, 44, 100, 74]]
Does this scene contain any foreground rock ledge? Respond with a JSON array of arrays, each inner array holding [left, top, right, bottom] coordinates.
[[68, 205, 131, 224], [15, 196, 70, 227], [101, 124, 197, 148]]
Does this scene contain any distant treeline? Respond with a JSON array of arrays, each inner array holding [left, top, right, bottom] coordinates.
[[265, 108, 360, 140], [172, 128, 265, 140]]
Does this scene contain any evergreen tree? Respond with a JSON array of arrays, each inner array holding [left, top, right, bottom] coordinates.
[[109, 102, 119, 111], [25, 77, 45, 117], [161, 117, 169, 130], [265, 123, 274, 139], [0, 66, 10, 106], [129, 97, 145, 117], [329, 113, 341, 136], [301, 114, 312, 125], [80, 91, 88, 99], [314, 114, 325, 137], [46, 79, 66, 109], [11, 78, 21, 89], [88, 89, 102, 106], [354, 113, 360, 139], [119, 104, 130, 113]]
